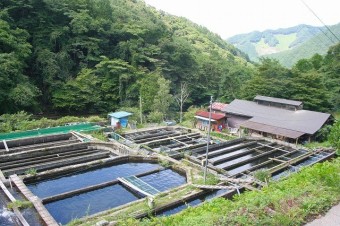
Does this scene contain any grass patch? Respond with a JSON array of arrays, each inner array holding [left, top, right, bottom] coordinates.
[[84, 130, 107, 141], [210, 131, 237, 141], [192, 172, 219, 185], [158, 159, 171, 168], [7, 200, 33, 210], [304, 141, 332, 149], [253, 169, 271, 182], [120, 158, 340, 225], [333, 112, 340, 120], [25, 168, 37, 176]]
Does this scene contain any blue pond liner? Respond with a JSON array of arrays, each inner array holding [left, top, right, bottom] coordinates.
[[46, 168, 186, 225], [27, 162, 159, 198], [28, 162, 186, 225], [45, 184, 139, 225], [139, 169, 187, 192]]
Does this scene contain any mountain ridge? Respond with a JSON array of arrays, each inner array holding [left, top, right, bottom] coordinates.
[[227, 23, 340, 67]]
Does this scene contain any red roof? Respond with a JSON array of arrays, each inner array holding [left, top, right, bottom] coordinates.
[[196, 111, 226, 120], [211, 102, 228, 111]]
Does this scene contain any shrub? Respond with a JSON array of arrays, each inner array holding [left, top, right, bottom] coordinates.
[[0, 112, 106, 133], [253, 169, 271, 182], [147, 111, 164, 123], [25, 168, 37, 176], [328, 120, 340, 151], [7, 200, 33, 210]]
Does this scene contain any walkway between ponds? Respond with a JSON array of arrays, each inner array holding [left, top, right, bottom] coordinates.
[[9, 175, 59, 226], [305, 202, 340, 226]]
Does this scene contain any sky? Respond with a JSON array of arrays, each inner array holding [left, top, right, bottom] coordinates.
[[144, 0, 340, 38]]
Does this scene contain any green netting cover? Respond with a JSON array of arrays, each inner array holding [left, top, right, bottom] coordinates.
[[0, 123, 101, 141]]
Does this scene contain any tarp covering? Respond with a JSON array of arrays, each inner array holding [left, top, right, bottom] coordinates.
[[0, 123, 101, 141]]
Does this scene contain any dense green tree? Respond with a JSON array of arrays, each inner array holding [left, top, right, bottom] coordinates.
[[290, 70, 331, 111], [239, 58, 291, 100], [322, 43, 340, 111], [0, 17, 40, 113], [0, 0, 249, 114], [152, 75, 172, 116], [52, 69, 102, 112], [328, 120, 340, 151], [139, 71, 161, 113], [2, 0, 338, 117]]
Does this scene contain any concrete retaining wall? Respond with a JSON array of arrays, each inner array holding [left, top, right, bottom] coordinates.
[[0, 133, 72, 149]]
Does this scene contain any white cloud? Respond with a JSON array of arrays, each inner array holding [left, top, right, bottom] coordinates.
[[144, 0, 340, 38]]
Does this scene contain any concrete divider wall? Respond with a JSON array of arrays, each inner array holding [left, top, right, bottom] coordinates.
[[4, 152, 110, 176], [91, 141, 141, 156], [192, 137, 246, 154], [0, 133, 72, 149]]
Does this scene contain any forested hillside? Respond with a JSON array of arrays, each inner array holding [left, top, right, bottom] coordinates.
[[1, 0, 339, 120], [227, 24, 340, 67], [269, 23, 340, 67], [239, 43, 340, 113], [0, 0, 251, 115]]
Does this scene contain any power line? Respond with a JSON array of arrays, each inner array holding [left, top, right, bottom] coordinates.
[[301, 0, 340, 43]]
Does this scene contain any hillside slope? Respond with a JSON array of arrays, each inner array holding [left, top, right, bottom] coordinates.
[[0, 0, 252, 114], [227, 23, 340, 67], [269, 23, 340, 67]]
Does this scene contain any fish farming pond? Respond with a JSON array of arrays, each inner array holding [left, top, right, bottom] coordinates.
[[118, 127, 334, 181], [27, 162, 186, 224], [0, 127, 335, 225]]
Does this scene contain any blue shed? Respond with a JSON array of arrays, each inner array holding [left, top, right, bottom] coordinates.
[[108, 111, 133, 128]]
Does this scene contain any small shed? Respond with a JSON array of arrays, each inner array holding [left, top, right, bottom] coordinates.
[[108, 111, 132, 128], [194, 111, 226, 132]]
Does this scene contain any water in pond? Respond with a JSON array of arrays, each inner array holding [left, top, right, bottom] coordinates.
[[209, 148, 250, 163], [43, 167, 186, 225], [215, 153, 258, 169], [0, 205, 17, 226], [282, 150, 307, 159], [139, 169, 186, 192], [0, 191, 17, 226], [7, 187, 45, 226], [227, 151, 285, 175], [157, 189, 229, 216], [271, 155, 325, 180], [46, 184, 139, 225], [28, 162, 159, 198]]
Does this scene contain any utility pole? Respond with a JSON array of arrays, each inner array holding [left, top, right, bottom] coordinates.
[[203, 96, 213, 184], [139, 95, 143, 124]]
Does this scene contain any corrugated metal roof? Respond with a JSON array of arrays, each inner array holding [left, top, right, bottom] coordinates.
[[254, 95, 302, 106], [211, 102, 228, 111], [108, 111, 132, 119], [224, 99, 330, 135], [196, 111, 226, 120], [240, 121, 304, 139]]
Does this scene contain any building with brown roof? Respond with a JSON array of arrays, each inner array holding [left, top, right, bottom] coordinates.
[[194, 111, 226, 131], [223, 96, 330, 143], [211, 102, 228, 114]]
